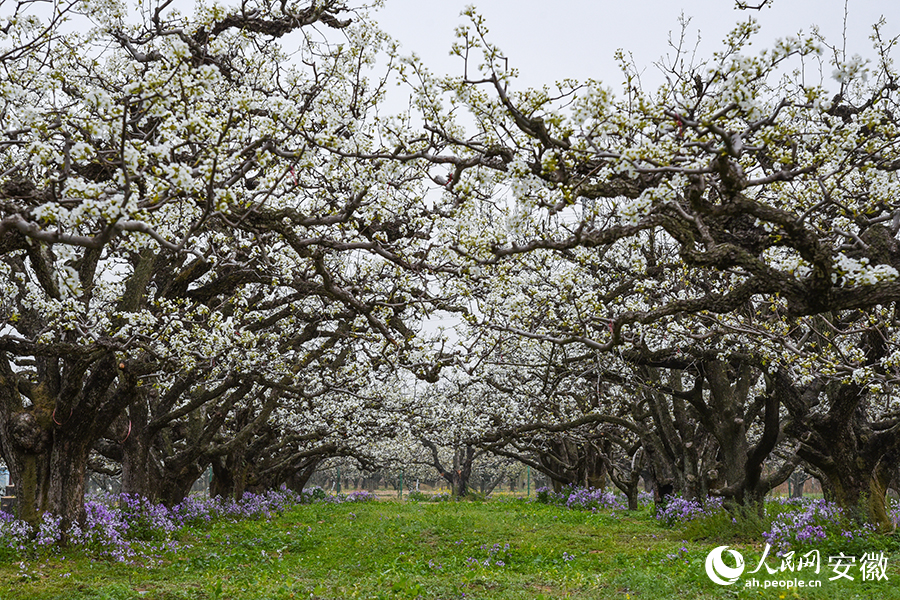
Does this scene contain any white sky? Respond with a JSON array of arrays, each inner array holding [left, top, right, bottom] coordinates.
[[374, 0, 897, 89]]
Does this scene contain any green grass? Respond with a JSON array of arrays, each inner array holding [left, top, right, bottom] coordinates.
[[2, 499, 900, 599]]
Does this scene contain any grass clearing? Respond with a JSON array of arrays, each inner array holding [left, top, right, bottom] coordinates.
[[2, 499, 899, 599]]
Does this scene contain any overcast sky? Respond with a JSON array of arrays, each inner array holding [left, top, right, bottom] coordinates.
[[374, 0, 897, 89]]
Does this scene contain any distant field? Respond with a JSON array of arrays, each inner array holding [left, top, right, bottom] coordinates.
[[2, 499, 899, 599]]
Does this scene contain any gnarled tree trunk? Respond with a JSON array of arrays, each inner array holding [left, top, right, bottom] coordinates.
[[1, 353, 137, 533]]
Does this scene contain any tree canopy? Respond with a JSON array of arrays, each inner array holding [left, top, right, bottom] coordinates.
[[3, 0, 900, 531]]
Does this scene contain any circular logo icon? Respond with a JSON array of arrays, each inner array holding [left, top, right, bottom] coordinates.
[[705, 545, 745, 585]]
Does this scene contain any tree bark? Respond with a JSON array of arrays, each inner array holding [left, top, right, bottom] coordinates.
[[0, 410, 52, 525], [46, 431, 92, 532], [120, 396, 158, 501], [0, 353, 136, 532], [781, 374, 899, 530]]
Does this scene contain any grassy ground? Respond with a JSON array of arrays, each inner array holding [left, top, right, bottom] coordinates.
[[2, 499, 898, 600]]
